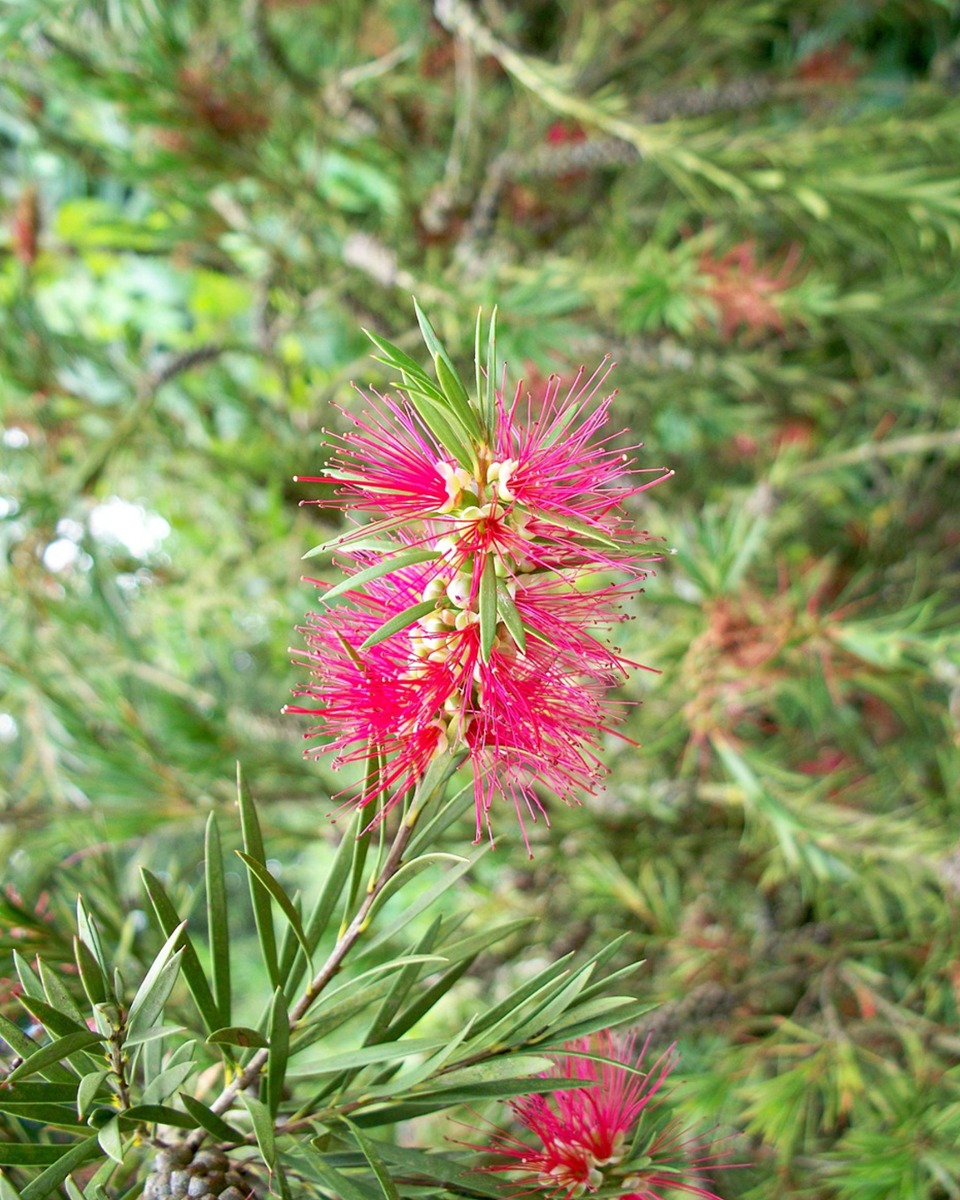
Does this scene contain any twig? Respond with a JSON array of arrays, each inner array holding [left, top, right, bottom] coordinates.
[[65, 345, 225, 497], [787, 428, 960, 479], [184, 757, 465, 1148]]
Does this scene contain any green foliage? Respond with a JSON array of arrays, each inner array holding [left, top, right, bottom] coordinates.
[[2, 0, 960, 1196]]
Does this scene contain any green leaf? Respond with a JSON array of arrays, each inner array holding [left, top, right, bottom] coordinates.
[[205, 813, 232, 1029], [359, 598, 437, 651], [469, 954, 575, 1037], [178, 1093, 247, 1143], [495, 582, 526, 653], [321, 548, 438, 605], [359, 1020, 476, 1097], [97, 1114, 124, 1164], [241, 1093, 276, 1168], [77, 1070, 110, 1120], [479, 552, 497, 662], [286, 1037, 443, 1079], [548, 996, 653, 1043], [398, 381, 475, 469], [8, 1031, 105, 1083], [533, 506, 620, 549], [13, 951, 45, 1001], [412, 302, 473, 435], [237, 764, 280, 989], [0, 1146, 88, 1167], [118, 1104, 198, 1130], [302, 1147, 382, 1200], [73, 937, 108, 1008], [16, 994, 91, 1040], [354, 848, 486, 963], [434, 352, 482, 441], [140, 870, 221, 1033], [141, 1060, 198, 1107], [0, 1103, 83, 1128], [474, 308, 485, 434], [363, 329, 440, 400], [0, 1015, 72, 1084], [266, 988, 290, 1119], [38, 962, 87, 1028], [303, 536, 405, 561], [0, 1084, 79, 1104], [484, 305, 499, 435], [341, 1118, 400, 1200], [363, 853, 467, 925], [75, 899, 108, 974], [207, 1026, 269, 1049], [430, 1054, 553, 1089], [363, 918, 442, 1046], [356, 1140, 508, 1200], [236, 853, 314, 979], [20, 1136, 101, 1200], [294, 957, 447, 1050], [126, 924, 185, 1041]]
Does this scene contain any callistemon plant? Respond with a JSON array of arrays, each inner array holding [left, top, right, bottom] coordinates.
[[0, 308, 735, 1200], [481, 1032, 731, 1200], [287, 304, 672, 847]]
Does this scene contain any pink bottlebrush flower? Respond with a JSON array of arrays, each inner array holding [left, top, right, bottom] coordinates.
[[295, 365, 671, 583], [289, 310, 671, 847], [482, 1032, 730, 1200], [287, 560, 643, 848]]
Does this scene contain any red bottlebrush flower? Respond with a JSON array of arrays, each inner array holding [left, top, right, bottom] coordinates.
[[287, 561, 650, 850], [289, 311, 671, 848], [698, 240, 802, 343], [481, 1032, 730, 1200], [298, 362, 671, 584]]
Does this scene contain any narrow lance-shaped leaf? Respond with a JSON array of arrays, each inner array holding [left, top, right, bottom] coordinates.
[[125, 921, 185, 1037], [484, 304, 498, 435], [140, 870, 220, 1032], [363, 328, 442, 400], [237, 852, 314, 977], [241, 1093, 276, 1168], [399, 378, 476, 470], [20, 1136, 102, 1200], [341, 1118, 401, 1200], [479, 552, 497, 662], [73, 936, 108, 1008], [76, 897, 108, 976], [207, 1026, 269, 1049], [205, 813, 231, 1028], [320, 548, 438, 606], [474, 307, 485, 436], [434, 351, 482, 442], [17, 993, 92, 1040], [363, 916, 442, 1046], [496, 582, 526, 653], [97, 1114, 124, 1165], [237, 764, 280, 989], [266, 988, 290, 1119], [178, 1093, 247, 1144], [38, 961, 86, 1027], [7, 1031, 105, 1083], [360, 598, 436, 651], [363, 854, 467, 926]]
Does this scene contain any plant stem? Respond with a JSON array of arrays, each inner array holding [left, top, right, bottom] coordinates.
[[184, 759, 462, 1149]]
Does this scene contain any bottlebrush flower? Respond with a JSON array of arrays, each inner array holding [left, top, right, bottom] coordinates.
[[289, 305, 670, 847], [296, 359, 670, 583], [481, 1031, 730, 1200], [287, 559, 646, 850]]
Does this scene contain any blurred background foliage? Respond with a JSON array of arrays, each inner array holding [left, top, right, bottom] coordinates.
[[2, 0, 960, 1195]]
